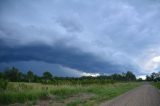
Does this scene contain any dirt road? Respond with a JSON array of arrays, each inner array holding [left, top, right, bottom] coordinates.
[[101, 83, 160, 106]]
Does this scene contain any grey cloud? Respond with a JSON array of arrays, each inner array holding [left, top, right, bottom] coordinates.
[[54, 17, 83, 33], [0, 61, 100, 77], [0, 0, 160, 76], [0, 41, 136, 74]]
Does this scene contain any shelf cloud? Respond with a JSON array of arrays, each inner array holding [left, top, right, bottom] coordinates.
[[1, 0, 160, 77]]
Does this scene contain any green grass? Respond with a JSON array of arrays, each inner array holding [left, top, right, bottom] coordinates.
[[0, 90, 48, 104], [152, 82, 160, 89], [0, 82, 141, 105], [81, 83, 140, 105]]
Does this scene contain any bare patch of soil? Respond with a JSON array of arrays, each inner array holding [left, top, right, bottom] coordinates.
[[35, 93, 95, 106]]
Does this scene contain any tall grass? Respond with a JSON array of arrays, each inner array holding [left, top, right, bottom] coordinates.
[[152, 82, 160, 89], [0, 90, 49, 104], [0, 82, 140, 105]]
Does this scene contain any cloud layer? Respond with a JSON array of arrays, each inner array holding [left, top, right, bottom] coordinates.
[[1, 0, 160, 76]]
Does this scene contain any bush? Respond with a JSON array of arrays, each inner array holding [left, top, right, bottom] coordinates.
[[0, 79, 8, 91]]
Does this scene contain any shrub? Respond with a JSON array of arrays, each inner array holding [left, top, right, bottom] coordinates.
[[0, 79, 8, 91]]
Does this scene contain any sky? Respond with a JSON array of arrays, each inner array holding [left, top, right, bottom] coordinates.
[[0, 0, 160, 78]]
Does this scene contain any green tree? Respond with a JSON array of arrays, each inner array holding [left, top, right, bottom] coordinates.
[[146, 75, 152, 81], [42, 71, 52, 83], [151, 72, 156, 81], [126, 71, 136, 81], [137, 78, 143, 81], [19, 72, 27, 82], [4, 67, 21, 82], [27, 70, 34, 82], [150, 72, 160, 82], [0, 72, 3, 79], [34, 75, 41, 83]]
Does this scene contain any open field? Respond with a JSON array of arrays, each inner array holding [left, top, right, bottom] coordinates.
[[0, 82, 140, 106]]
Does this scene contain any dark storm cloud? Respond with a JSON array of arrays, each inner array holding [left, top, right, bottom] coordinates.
[[0, 41, 133, 74], [1, 0, 160, 77]]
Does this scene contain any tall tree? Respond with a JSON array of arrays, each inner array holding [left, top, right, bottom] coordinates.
[[146, 75, 152, 81], [126, 71, 136, 81], [4, 67, 21, 82], [27, 70, 34, 82], [150, 72, 160, 81], [42, 71, 52, 83]]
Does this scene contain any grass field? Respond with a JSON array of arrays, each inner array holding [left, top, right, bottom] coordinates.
[[152, 82, 160, 89], [0, 82, 140, 106]]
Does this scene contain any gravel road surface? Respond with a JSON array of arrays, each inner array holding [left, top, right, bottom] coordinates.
[[101, 83, 160, 106]]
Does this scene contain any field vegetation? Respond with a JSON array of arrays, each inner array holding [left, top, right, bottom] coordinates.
[[0, 67, 140, 106], [146, 72, 160, 89], [152, 82, 160, 89], [0, 82, 140, 106]]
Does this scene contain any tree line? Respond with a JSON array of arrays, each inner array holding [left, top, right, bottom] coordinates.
[[0, 67, 137, 85], [146, 72, 160, 82]]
